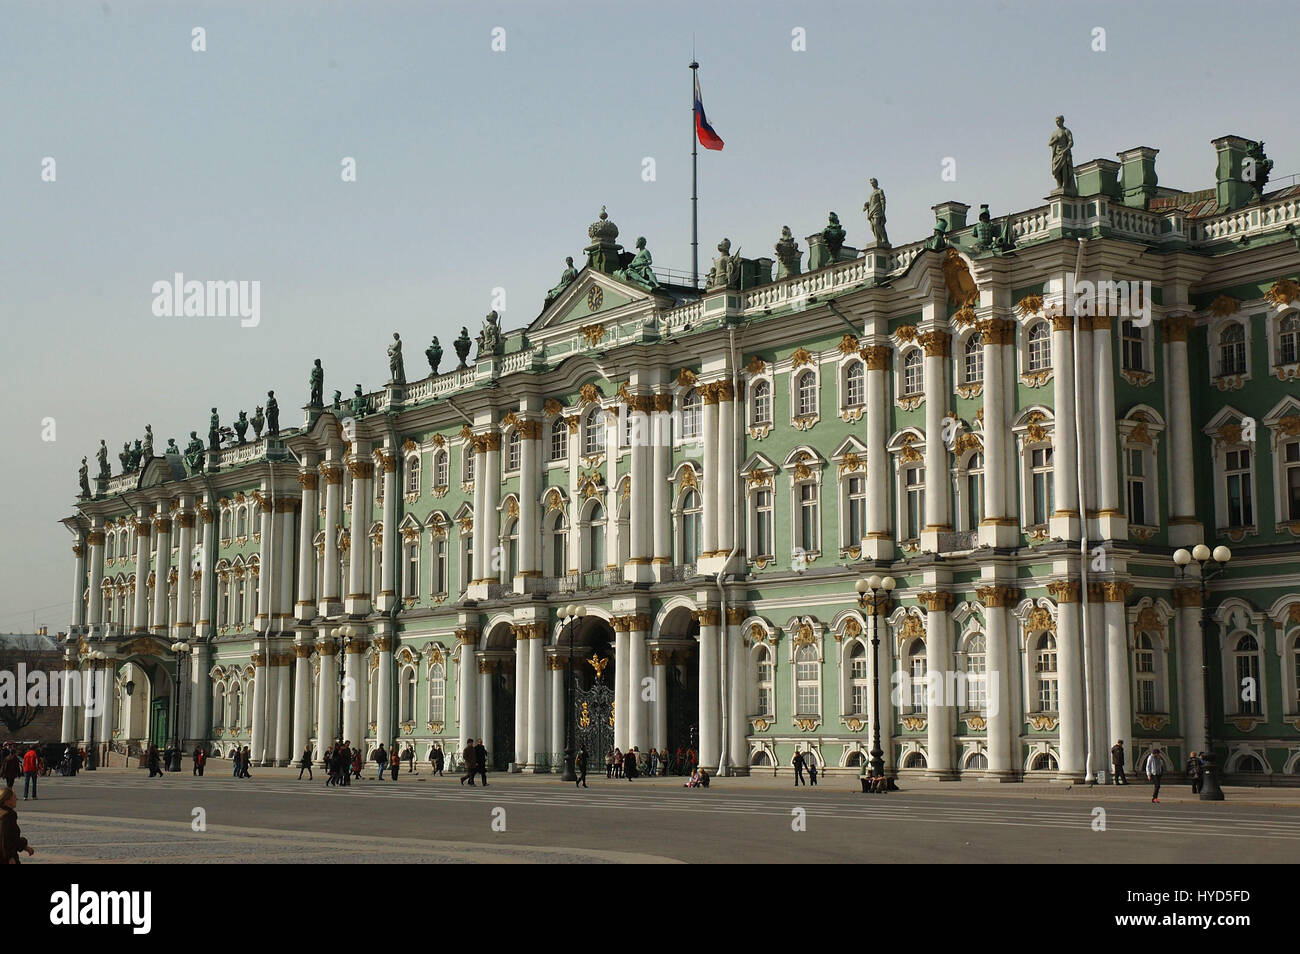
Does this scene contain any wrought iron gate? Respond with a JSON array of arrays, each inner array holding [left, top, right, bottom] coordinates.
[[665, 664, 698, 774], [491, 672, 514, 772], [573, 680, 614, 769]]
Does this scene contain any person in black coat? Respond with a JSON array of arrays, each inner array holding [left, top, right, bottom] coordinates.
[[473, 739, 488, 786], [624, 748, 637, 780], [575, 748, 588, 788]]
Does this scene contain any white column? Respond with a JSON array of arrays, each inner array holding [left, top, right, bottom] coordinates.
[[71, 536, 87, 630], [478, 662, 493, 759], [132, 509, 150, 632], [274, 653, 292, 764], [278, 501, 295, 630], [652, 395, 671, 575], [290, 643, 311, 759], [458, 631, 478, 749], [174, 509, 194, 638], [698, 609, 721, 767], [513, 630, 530, 768], [518, 422, 540, 586], [320, 462, 343, 612], [978, 588, 1012, 775], [1104, 586, 1132, 758], [1165, 317, 1200, 545], [614, 618, 630, 752], [471, 439, 487, 583], [296, 470, 318, 619], [250, 650, 268, 762], [256, 496, 273, 632], [528, 629, 546, 768], [97, 659, 116, 748], [701, 388, 719, 559], [863, 346, 892, 560], [1177, 592, 1206, 753], [1093, 318, 1123, 537], [482, 434, 501, 582], [376, 635, 394, 749], [549, 655, 566, 768], [922, 593, 954, 777], [190, 642, 210, 747], [1049, 315, 1080, 539], [60, 659, 77, 743], [346, 457, 374, 613], [628, 616, 649, 751], [342, 643, 364, 746], [316, 641, 338, 754], [920, 332, 951, 551], [978, 320, 1016, 547], [1054, 584, 1085, 778], [378, 452, 397, 611], [197, 504, 215, 638], [716, 382, 735, 559], [726, 610, 747, 772], [86, 524, 105, 633], [627, 399, 651, 583], [651, 649, 668, 752]]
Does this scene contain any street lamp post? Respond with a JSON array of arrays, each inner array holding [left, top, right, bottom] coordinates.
[[559, 604, 586, 782], [329, 625, 355, 745], [856, 575, 896, 782], [86, 650, 106, 770], [168, 641, 188, 771], [1173, 544, 1230, 802]]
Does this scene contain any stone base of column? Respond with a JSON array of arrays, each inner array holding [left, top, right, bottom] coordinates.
[[344, 597, 373, 616], [696, 555, 727, 577], [1168, 520, 1203, 548], [623, 560, 655, 585], [861, 534, 893, 561], [375, 592, 396, 613], [1049, 511, 1080, 542], [513, 573, 544, 595], [650, 559, 673, 583], [318, 600, 344, 618], [466, 582, 491, 601], [919, 526, 950, 554], [976, 771, 1021, 783], [1094, 512, 1128, 542], [921, 769, 960, 781], [978, 520, 1019, 549]]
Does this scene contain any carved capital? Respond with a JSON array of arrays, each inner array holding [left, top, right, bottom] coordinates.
[[917, 591, 955, 613], [1045, 580, 1080, 604], [860, 345, 892, 370], [975, 585, 1019, 608], [917, 330, 951, 358]]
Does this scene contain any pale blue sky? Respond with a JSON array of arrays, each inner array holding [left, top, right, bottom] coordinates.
[[2, 0, 1295, 632]]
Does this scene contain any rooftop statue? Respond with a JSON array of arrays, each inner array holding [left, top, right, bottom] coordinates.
[[208, 408, 221, 452], [250, 405, 265, 439], [774, 226, 801, 279], [614, 237, 660, 290], [166, 437, 178, 458], [823, 212, 846, 260], [234, 411, 249, 445], [128, 439, 143, 471], [78, 457, 90, 498], [266, 391, 279, 436], [183, 432, 205, 473], [1245, 140, 1273, 199], [96, 440, 110, 481], [119, 442, 130, 473], [926, 216, 948, 251], [388, 332, 406, 385], [310, 359, 324, 408], [864, 178, 889, 248], [706, 237, 742, 290], [142, 425, 153, 461], [545, 256, 579, 305], [454, 327, 472, 368], [475, 311, 503, 359], [1050, 115, 1076, 195], [972, 204, 996, 250], [425, 336, 443, 374], [349, 385, 367, 419], [331, 389, 342, 411]]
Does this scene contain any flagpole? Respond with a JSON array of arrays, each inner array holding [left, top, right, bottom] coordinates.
[[690, 59, 699, 289]]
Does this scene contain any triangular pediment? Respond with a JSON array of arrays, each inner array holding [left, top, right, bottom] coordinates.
[[528, 268, 668, 340]]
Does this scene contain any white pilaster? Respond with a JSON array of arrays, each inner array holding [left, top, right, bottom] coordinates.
[[698, 607, 721, 768]]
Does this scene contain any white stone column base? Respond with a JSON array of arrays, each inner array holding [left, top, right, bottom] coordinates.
[[1094, 513, 1128, 541], [1168, 521, 1203, 548], [1049, 512, 1080, 541], [860, 535, 894, 561], [623, 561, 655, 585], [978, 522, 1019, 549]]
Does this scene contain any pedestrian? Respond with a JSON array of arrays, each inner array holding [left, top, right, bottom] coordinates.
[[351, 746, 362, 780], [646, 748, 657, 778], [433, 744, 444, 776], [390, 745, 401, 782], [232, 747, 241, 777], [624, 747, 637, 781], [859, 758, 872, 793], [612, 747, 623, 779], [192, 745, 206, 776], [1111, 739, 1128, 785], [1186, 751, 1203, 795], [605, 750, 614, 778], [1145, 746, 1167, 803], [241, 746, 253, 778], [374, 743, 388, 780], [0, 787, 35, 864], [460, 741, 476, 786], [21, 747, 40, 799], [807, 751, 818, 786], [474, 739, 488, 786], [575, 747, 589, 788], [403, 745, 415, 774], [327, 744, 341, 787], [792, 749, 805, 787], [298, 746, 313, 780], [146, 744, 163, 779]]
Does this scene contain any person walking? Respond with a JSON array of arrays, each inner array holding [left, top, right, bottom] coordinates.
[[390, 745, 401, 782], [403, 745, 415, 775], [612, 747, 623, 779], [298, 747, 314, 780], [623, 747, 637, 781], [146, 744, 162, 779], [460, 741, 477, 786], [241, 746, 253, 778], [0, 787, 35, 864], [1186, 751, 1204, 795], [474, 739, 489, 786], [374, 743, 388, 781], [433, 744, 444, 776], [351, 746, 362, 781], [575, 747, 589, 788], [792, 749, 805, 787], [807, 750, 818, 786], [1145, 747, 1168, 803], [1111, 740, 1128, 785], [193, 745, 206, 776], [21, 747, 40, 799], [1, 749, 18, 790]]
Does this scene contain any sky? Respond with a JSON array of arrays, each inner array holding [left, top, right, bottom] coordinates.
[[2, 0, 1297, 634]]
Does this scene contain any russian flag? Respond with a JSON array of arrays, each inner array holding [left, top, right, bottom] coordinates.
[[694, 73, 724, 151]]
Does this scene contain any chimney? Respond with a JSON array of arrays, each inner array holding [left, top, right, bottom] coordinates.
[[1212, 135, 1258, 212], [1117, 147, 1159, 208], [1075, 158, 1121, 201]]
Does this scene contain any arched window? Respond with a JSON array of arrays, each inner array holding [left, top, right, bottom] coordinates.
[[1031, 752, 1058, 771], [902, 349, 923, 396], [848, 642, 868, 715], [756, 646, 774, 717], [965, 452, 984, 531], [680, 489, 701, 564], [585, 503, 605, 571], [400, 667, 417, 722], [1280, 312, 1300, 365], [1121, 320, 1145, 372], [429, 663, 446, 722], [965, 752, 988, 770], [681, 389, 701, 440], [219, 510, 231, 540], [1219, 323, 1246, 376], [1234, 753, 1264, 773], [431, 534, 447, 596], [1027, 321, 1051, 371], [503, 518, 519, 580], [906, 638, 927, 713], [434, 449, 448, 489], [843, 361, 865, 408], [507, 430, 521, 472], [106, 534, 115, 561], [904, 751, 927, 769], [796, 370, 818, 417], [752, 379, 772, 425], [406, 456, 420, 495], [583, 407, 605, 456], [230, 682, 242, 727], [1134, 633, 1157, 713], [546, 511, 567, 577], [403, 537, 420, 597], [1234, 634, 1261, 715], [963, 332, 983, 384], [794, 644, 820, 716], [236, 506, 247, 538], [1035, 632, 1059, 711], [549, 417, 568, 461], [964, 633, 987, 711], [212, 682, 225, 727]]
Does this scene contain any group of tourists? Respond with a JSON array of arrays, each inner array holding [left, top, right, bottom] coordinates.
[[604, 746, 692, 779], [459, 740, 489, 786], [370, 743, 419, 780], [320, 741, 363, 786], [790, 749, 819, 786]]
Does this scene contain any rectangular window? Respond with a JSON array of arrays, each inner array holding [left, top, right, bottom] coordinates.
[[1137, 678, 1156, 714], [433, 538, 447, 595], [1031, 447, 1054, 526], [905, 467, 925, 540], [1126, 447, 1147, 526], [1236, 654, 1260, 715], [966, 458, 984, 530], [1225, 449, 1254, 527], [846, 476, 866, 547], [754, 489, 773, 559], [799, 483, 819, 552], [1121, 321, 1145, 372], [1286, 441, 1300, 521], [851, 683, 869, 715]]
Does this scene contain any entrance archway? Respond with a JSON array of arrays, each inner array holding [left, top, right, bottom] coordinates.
[[656, 606, 700, 775], [557, 616, 616, 768], [483, 622, 516, 772]]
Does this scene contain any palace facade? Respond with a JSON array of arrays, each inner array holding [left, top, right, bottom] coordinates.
[[58, 133, 1300, 781]]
